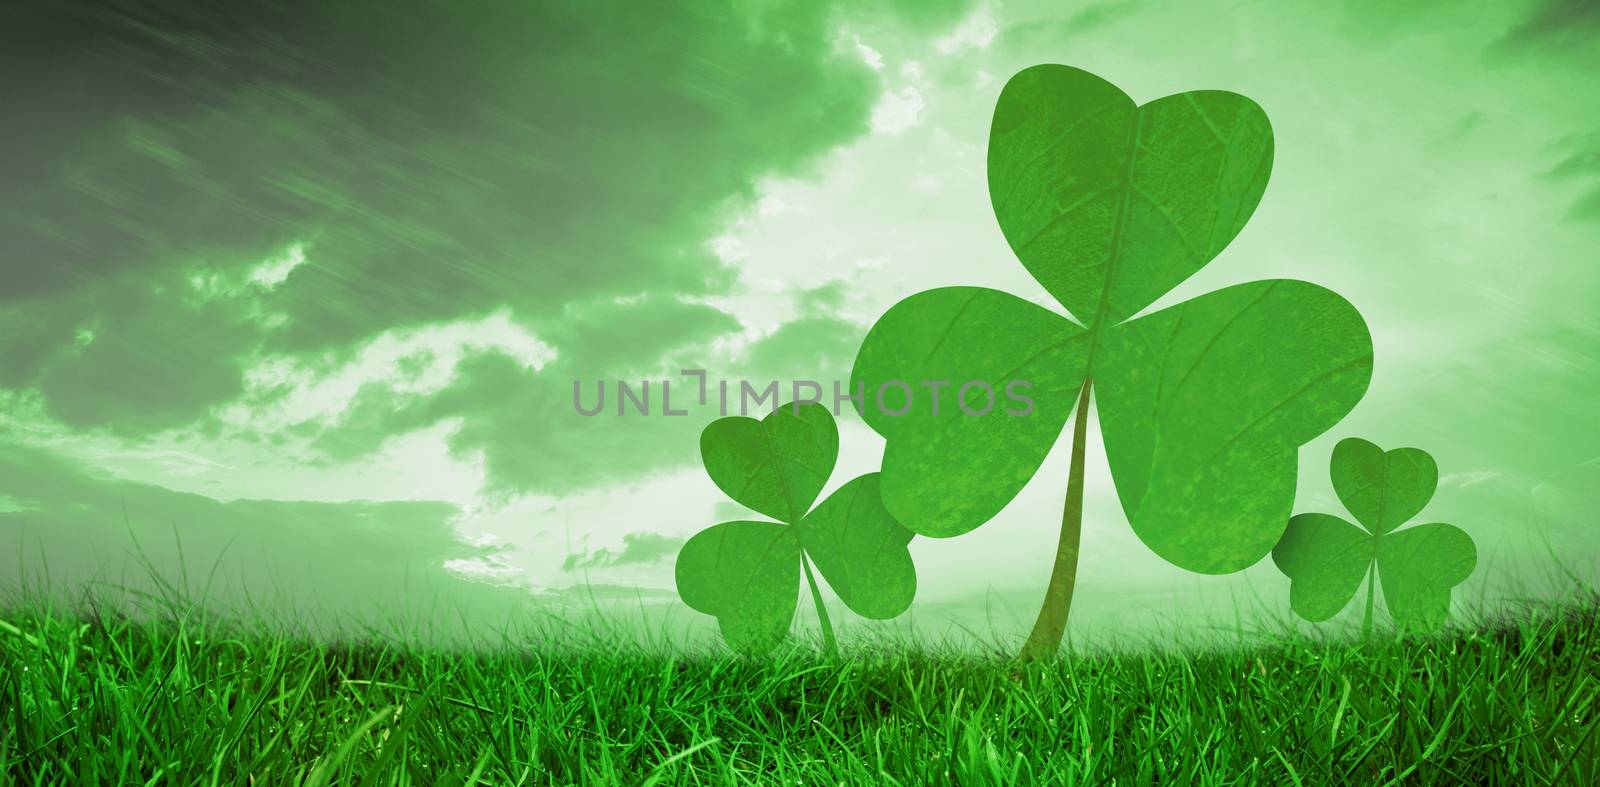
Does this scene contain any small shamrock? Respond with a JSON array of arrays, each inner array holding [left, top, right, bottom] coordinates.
[[1272, 437, 1477, 632], [674, 402, 917, 655]]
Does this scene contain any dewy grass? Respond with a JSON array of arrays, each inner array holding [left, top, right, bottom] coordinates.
[[3, 586, 1597, 785]]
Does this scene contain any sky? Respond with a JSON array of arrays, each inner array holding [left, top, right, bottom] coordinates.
[[2, 0, 1597, 647]]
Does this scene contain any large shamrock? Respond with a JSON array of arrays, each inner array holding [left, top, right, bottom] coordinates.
[[850, 64, 1374, 658], [674, 402, 917, 655], [1272, 438, 1477, 633]]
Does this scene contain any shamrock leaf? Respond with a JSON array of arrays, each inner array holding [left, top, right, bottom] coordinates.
[[1375, 523, 1477, 630], [1330, 437, 1437, 535], [851, 64, 1373, 657], [1272, 438, 1477, 632], [675, 403, 916, 655], [675, 521, 800, 653], [849, 287, 1088, 536], [794, 474, 918, 619], [700, 401, 837, 523]]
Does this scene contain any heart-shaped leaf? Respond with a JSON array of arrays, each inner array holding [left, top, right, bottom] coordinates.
[[794, 473, 916, 619], [988, 64, 1273, 327], [1331, 437, 1439, 535], [851, 287, 1089, 537], [674, 520, 800, 655], [1096, 280, 1374, 573], [1376, 523, 1477, 631], [1271, 513, 1372, 622], [700, 402, 838, 524]]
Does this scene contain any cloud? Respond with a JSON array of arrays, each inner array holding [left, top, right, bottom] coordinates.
[[289, 276, 869, 499], [739, 318, 863, 389], [0, 441, 528, 637], [1545, 129, 1600, 222], [562, 532, 686, 571], [1491, 0, 1600, 56], [294, 294, 744, 497], [1439, 470, 1503, 489], [734, 278, 865, 395], [796, 280, 849, 316], [15, 269, 266, 435], [0, 0, 973, 498], [1383, 319, 1600, 483], [225, 310, 555, 435], [1002, 1, 1141, 45], [933, 5, 998, 54], [854, 36, 887, 71], [713, 501, 758, 522], [871, 86, 926, 135]]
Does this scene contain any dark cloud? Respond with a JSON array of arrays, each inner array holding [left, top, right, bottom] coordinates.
[[532, 297, 743, 374], [1434, 111, 1488, 145], [562, 532, 686, 571], [431, 353, 710, 500], [739, 317, 862, 388], [30, 272, 264, 434], [1480, 2, 1600, 223], [1568, 188, 1600, 221], [1334, 0, 1483, 40], [0, 0, 970, 479], [2, 2, 854, 311], [795, 280, 849, 318], [1545, 129, 1600, 222], [882, 0, 974, 31], [1492, 0, 1600, 55], [0, 442, 527, 637], [1002, 1, 1142, 46]]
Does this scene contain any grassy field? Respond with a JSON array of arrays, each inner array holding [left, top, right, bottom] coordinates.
[[3, 591, 1598, 786]]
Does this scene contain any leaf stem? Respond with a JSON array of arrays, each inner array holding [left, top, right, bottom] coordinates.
[[1020, 377, 1093, 662], [1362, 555, 1377, 639], [800, 553, 838, 657]]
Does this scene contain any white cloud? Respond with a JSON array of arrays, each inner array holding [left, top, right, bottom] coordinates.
[[249, 242, 308, 289], [756, 192, 791, 217], [1440, 470, 1503, 489], [444, 535, 531, 587], [853, 35, 885, 71], [934, 6, 997, 55], [871, 86, 925, 135], [223, 310, 556, 431], [709, 233, 749, 263], [183, 241, 309, 304]]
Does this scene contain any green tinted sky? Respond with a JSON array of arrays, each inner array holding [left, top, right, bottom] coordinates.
[[2, 0, 1596, 644]]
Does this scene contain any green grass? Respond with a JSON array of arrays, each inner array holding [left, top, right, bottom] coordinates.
[[3, 591, 1598, 786]]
